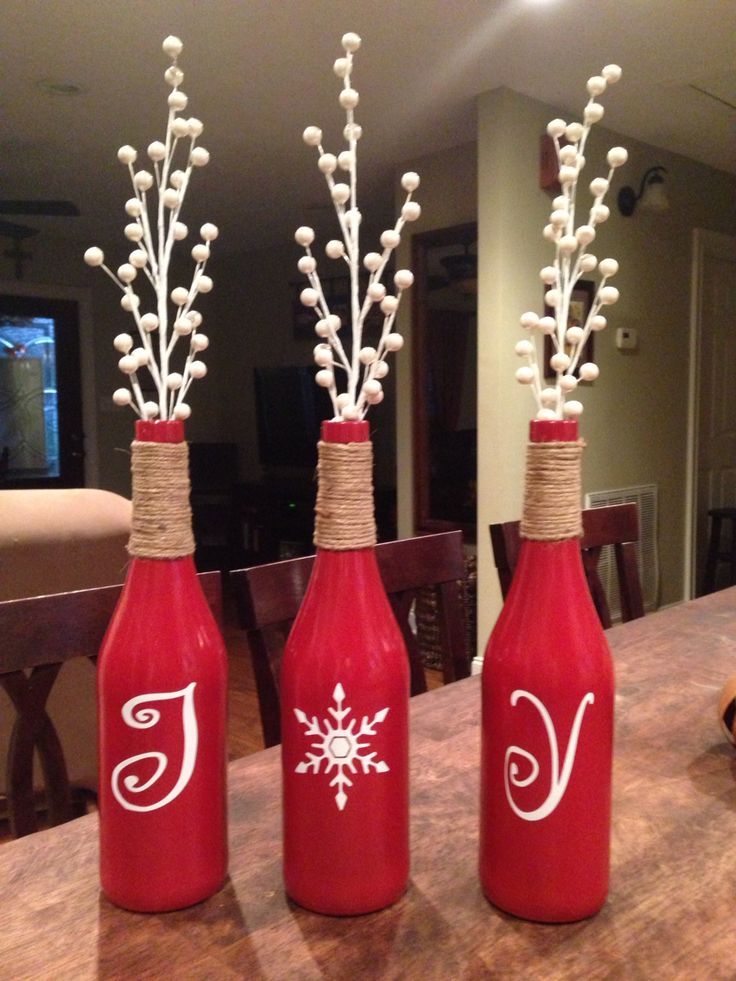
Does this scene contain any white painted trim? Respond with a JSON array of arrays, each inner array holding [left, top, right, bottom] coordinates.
[[0, 280, 98, 486], [684, 230, 702, 601]]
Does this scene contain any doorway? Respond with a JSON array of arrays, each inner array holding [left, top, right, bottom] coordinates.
[[0, 293, 84, 487], [411, 223, 477, 537], [687, 229, 736, 596]]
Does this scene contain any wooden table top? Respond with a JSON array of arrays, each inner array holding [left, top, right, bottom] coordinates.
[[3, 589, 736, 980]]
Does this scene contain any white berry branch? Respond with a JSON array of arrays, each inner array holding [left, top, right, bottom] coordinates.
[[295, 32, 421, 420], [84, 35, 218, 421], [515, 64, 627, 420]]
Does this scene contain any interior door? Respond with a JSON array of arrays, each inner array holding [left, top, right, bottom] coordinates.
[[693, 231, 736, 594], [0, 293, 84, 488]]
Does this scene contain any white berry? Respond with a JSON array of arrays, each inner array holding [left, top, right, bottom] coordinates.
[[550, 352, 571, 372], [147, 141, 166, 161], [599, 258, 619, 278], [579, 362, 600, 381], [402, 201, 421, 222], [295, 226, 315, 247], [200, 223, 219, 241], [84, 247, 104, 267], [190, 147, 210, 167], [117, 145, 137, 165], [117, 263, 137, 283], [113, 333, 133, 353], [118, 355, 137, 374], [303, 126, 322, 146], [325, 240, 345, 259], [607, 146, 628, 168], [341, 32, 361, 52]]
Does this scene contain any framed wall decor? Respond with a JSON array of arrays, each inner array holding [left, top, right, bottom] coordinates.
[[543, 279, 595, 380]]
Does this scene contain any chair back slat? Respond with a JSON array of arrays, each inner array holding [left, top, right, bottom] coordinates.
[[490, 502, 645, 631], [0, 570, 222, 674], [231, 531, 471, 748]]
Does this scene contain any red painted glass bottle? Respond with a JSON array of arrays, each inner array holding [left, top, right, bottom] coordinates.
[[281, 419, 410, 915], [97, 420, 228, 912], [480, 418, 614, 922]]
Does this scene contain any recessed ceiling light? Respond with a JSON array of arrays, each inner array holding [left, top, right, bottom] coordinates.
[[35, 79, 83, 97]]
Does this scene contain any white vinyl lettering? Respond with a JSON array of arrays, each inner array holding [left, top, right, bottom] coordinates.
[[111, 682, 198, 812], [504, 689, 594, 822]]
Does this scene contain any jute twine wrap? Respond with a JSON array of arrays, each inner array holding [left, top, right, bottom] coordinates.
[[520, 439, 585, 541], [314, 440, 377, 550], [128, 440, 195, 558]]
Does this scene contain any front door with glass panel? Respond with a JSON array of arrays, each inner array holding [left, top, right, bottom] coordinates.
[[0, 294, 84, 487]]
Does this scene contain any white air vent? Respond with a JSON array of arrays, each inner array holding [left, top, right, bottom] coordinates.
[[585, 484, 658, 618]]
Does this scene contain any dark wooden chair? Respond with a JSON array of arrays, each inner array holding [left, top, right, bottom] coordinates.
[[0, 572, 221, 838], [490, 502, 645, 629], [230, 530, 471, 749]]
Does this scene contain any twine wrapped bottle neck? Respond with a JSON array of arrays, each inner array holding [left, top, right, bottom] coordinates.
[[520, 439, 585, 541], [314, 439, 377, 550], [128, 440, 195, 558]]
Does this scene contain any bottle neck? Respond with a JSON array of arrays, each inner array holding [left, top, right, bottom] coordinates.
[[521, 419, 584, 542], [314, 420, 376, 551], [128, 420, 195, 559]]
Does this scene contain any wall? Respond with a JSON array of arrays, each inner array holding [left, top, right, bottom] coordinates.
[[474, 87, 736, 654], [393, 142, 478, 537]]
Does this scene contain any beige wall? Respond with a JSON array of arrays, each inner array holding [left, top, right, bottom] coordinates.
[[476, 87, 736, 650], [393, 88, 736, 657]]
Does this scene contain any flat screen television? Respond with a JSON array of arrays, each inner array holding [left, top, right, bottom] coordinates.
[[254, 365, 334, 469]]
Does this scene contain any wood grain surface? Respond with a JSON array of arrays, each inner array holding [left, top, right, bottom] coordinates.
[[2, 589, 736, 980]]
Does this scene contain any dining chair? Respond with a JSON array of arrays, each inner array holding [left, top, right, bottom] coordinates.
[[0, 572, 222, 838], [230, 530, 471, 749], [490, 502, 645, 629]]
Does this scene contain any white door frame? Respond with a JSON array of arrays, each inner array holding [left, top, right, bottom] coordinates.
[[684, 228, 736, 599]]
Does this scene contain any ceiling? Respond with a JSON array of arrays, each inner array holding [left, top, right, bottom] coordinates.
[[0, 0, 734, 258]]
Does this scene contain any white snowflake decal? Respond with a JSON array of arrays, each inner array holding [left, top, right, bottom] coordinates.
[[293, 682, 390, 811]]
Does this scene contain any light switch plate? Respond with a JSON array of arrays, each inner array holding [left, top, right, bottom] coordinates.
[[616, 327, 638, 350]]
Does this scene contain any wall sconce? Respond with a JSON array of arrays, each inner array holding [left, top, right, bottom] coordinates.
[[617, 165, 669, 216]]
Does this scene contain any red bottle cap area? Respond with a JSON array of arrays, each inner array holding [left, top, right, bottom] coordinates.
[[135, 420, 185, 443], [529, 418, 578, 443], [321, 419, 370, 444]]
